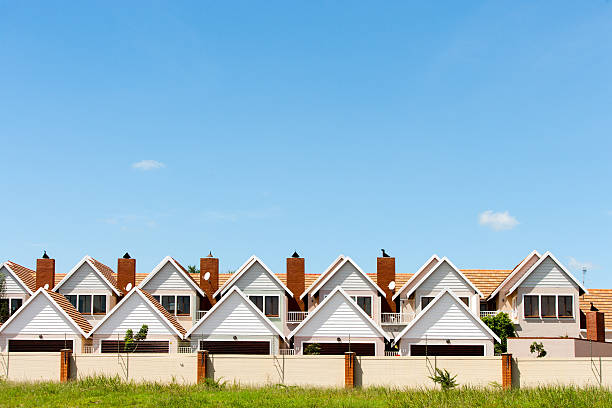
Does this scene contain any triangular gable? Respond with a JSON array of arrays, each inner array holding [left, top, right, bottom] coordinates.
[[299, 255, 346, 299], [392, 255, 440, 300], [1, 262, 35, 294], [214, 255, 293, 298], [89, 288, 185, 338], [507, 251, 587, 296], [394, 290, 500, 344], [138, 256, 205, 297], [488, 250, 541, 300], [303, 257, 386, 299], [406, 257, 483, 298], [289, 287, 390, 340], [54, 255, 121, 295], [186, 287, 284, 338], [0, 289, 91, 337]]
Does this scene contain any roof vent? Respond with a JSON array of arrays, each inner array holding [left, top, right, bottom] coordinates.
[[292, 251, 300, 258], [42, 251, 50, 259], [123, 252, 131, 259], [207, 251, 213, 258], [381, 249, 390, 258]]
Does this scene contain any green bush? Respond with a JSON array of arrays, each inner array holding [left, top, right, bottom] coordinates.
[[429, 368, 458, 390], [304, 343, 321, 355], [482, 312, 516, 354]]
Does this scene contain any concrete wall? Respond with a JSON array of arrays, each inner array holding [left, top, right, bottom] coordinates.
[[513, 357, 612, 387], [508, 338, 612, 358], [0, 352, 59, 381]]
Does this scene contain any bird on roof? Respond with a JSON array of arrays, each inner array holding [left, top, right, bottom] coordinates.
[[381, 249, 390, 258], [590, 302, 599, 312]]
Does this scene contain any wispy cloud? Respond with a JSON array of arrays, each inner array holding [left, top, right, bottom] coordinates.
[[132, 160, 166, 171], [478, 210, 519, 231], [568, 257, 598, 272], [202, 207, 281, 223]]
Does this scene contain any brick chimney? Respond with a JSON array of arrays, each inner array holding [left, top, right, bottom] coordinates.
[[200, 252, 219, 310], [377, 250, 396, 313], [36, 251, 55, 290], [287, 251, 305, 312], [117, 252, 136, 294], [587, 311, 605, 342]]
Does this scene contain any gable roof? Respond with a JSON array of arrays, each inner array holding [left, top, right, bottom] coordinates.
[[0, 288, 92, 337], [186, 286, 285, 338], [487, 250, 541, 300], [213, 255, 293, 298], [580, 289, 612, 330], [393, 289, 501, 344], [406, 257, 483, 298], [506, 251, 587, 296], [53, 255, 122, 296], [392, 255, 440, 300], [138, 256, 205, 297], [89, 287, 186, 338], [301, 256, 386, 299], [2, 261, 37, 294], [289, 287, 390, 341]]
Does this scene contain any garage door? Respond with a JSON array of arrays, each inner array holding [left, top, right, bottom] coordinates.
[[410, 345, 484, 356], [101, 340, 169, 353], [200, 340, 270, 354], [303, 342, 376, 356], [9, 340, 73, 352]]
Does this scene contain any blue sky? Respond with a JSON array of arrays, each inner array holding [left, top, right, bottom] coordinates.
[[1, 1, 611, 287]]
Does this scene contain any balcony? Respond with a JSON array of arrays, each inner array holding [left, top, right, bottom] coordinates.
[[480, 310, 500, 318], [381, 313, 413, 325], [196, 310, 208, 321], [279, 349, 295, 355], [287, 311, 308, 323]]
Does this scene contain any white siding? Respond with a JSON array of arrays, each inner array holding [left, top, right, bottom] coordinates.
[[0, 266, 30, 295], [94, 294, 176, 335], [191, 291, 277, 336], [59, 263, 112, 293], [296, 293, 380, 338], [418, 261, 474, 293], [233, 262, 283, 294], [1, 294, 80, 335], [320, 262, 374, 292], [521, 257, 577, 288], [402, 293, 492, 340], [142, 262, 196, 292]]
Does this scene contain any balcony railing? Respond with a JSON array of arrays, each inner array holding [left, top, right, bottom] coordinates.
[[178, 346, 195, 354], [384, 351, 400, 356], [381, 313, 413, 324], [287, 311, 308, 323], [279, 349, 295, 355], [82, 345, 94, 354], [196, 311, 208, 321], [480, 310, 500, 318]]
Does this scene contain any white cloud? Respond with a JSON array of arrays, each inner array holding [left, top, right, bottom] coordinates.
[[568, 257, 597, 272], [132, 160, 166, 171], [478, 210, 519, 231]]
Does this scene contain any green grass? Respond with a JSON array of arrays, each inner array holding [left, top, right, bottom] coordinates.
[[0, 377, 610, 407]]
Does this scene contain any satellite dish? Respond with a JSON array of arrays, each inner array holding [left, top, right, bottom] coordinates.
[[204, 272, 210, 281], [43, 283, 49, 290], [388, 281, 396, 290], [125, 282, 133, 291]]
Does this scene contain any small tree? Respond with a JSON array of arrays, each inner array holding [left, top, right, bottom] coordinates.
[[124, 325, 148, 352], [0, 274, 8, 323], [187, 265, 200, 274], [304, 343, 321, 355], [530, 341, 547, 358], [429, 368, 458, 390], [481, 312, 516, 354]]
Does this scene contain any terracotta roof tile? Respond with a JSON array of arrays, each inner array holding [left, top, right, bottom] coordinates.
[[6, 261, 37, 292], [46, 290, 93, 334], [462, 269, 513, 298], [88, 257, 122, 294], [580, 289, 612, 330], [139, 289, 187, 336]]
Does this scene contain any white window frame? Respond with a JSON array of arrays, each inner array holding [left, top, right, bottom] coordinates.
[[248, 294, 281, 318], [153, 295, 192, 316], [349, 295, 374, 317], [419, 296, 435, 311], [65, 294, 107, 315], [522, 294, 574, 319], [0, 297, 25, 316]]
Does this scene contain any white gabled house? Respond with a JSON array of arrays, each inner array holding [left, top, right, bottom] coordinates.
[[300, 255, 386, 324], [393, 289, 500, 356], [138, 256, 206, 330], [213, 255, 293, 334], [0, 288, 92, 352], [53, 255, 123, 323], [186, 287, 285, 355], [89, 288, 186, 353], [290, 287, 390, 356], [0, 261, 37, 316]]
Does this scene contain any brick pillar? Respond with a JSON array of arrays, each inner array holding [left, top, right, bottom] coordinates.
[[287, 254, 305, 312], [377, 257, 396, 313], [587, 311, 606, 342], [36, 255, 55, 290], [117, 255, 136, 294], [501, 353, 512, 390], [60, 349, 72, 382], [197, 350, 208, 383], [344, 352, 355, 388], [200, 255, 219, 310]]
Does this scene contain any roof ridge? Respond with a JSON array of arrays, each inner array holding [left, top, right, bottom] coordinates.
[[6, 261, 37, 292]]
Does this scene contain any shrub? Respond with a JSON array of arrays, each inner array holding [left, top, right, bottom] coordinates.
[[530, 341, 547, 358], [481, 312, 516, 354], [429, 368, 458, 390]]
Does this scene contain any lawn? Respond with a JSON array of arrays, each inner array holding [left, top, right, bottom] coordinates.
[[0, 377, 610, 407]]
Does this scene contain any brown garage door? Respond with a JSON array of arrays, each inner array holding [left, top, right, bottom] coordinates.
[[9, 340, 73, 352], [303, 342, 376, 356], [101, 340, 169, 353], [410, 345, 484, 356], [200, 340, 270, 354]]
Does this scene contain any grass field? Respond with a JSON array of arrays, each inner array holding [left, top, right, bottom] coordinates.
[[0, 377, 610, 407]]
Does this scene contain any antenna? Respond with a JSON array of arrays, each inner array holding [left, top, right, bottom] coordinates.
[[582, 267, 587, 287], [204, 272, 210, 281], [43, 283, 49, 290], [125, 282, 132, 291], [388, 281, 396, 291]]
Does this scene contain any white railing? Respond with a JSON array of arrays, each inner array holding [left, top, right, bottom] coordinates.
[[279, 349, 295, 355], [381, 313, 413, 324], [287, 311, 308, 323], [178, 346, 195, 354], [82, 345, 94, 354], [196, 311, 208, 320], [384, 351, 400, 356], [480, 310, 500, 318]]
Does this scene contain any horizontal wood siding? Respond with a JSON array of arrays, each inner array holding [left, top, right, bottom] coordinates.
[[59, 263, 111, 293], [321, 262, 372, 292], [418, 261, 473, 293], [0, 266, 29, 295], [521, 257, 577, 288], [101, 340, 169, 353], [410, 345, 484, 356], [142, 262, 195, 292], [233, 262, 283, 294], [1, 294, 80, 335], [94, 294, 176, 335], [9, 340, 73, 352], [304, 342, 375, 356], [200, 340, 270, 355]]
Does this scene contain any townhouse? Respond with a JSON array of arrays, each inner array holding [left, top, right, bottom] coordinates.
[[0, 249, 609, 356]]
